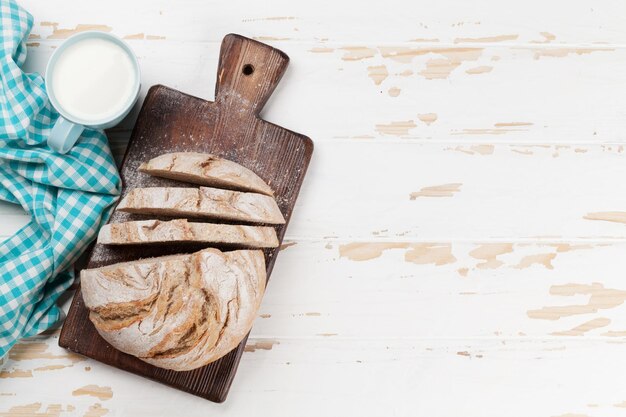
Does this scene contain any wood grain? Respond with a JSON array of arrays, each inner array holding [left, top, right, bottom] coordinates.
[[58, 34, 313, 403], [3, 0, 626, 415], [21, 42, 626, 143], [19, 0, 626, 44]]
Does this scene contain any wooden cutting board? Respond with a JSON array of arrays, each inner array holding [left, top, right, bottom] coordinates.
[[59, 34, 313, 403]]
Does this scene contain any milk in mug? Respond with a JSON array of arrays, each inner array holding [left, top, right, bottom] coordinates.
[[51, 38, 136, 122], [45, 32, 140, 153]]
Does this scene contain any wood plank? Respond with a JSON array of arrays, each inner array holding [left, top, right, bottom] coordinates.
[[0, 200, 29, 238], [0, 216, 30, 238], [288, 141, 626, 240], [3, 142, 626, 241], [5, 239, 626, 340], [257, 240, 626, 339], [3, 334, 626, 416], [5, 236, 626, 412], [18, 0, 626, 44], [22, 42, 626, 143]]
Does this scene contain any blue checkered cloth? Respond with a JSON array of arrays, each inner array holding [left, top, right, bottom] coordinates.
[[0, 0, 121, 358]]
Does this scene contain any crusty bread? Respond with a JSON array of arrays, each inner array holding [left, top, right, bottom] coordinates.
[[81, 248, 266, 371], [97, 219, 278, 248], [139, 152, 274, 196], [116, 186, 285, 225]]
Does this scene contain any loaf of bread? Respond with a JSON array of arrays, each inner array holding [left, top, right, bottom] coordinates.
[[81, 248, 266, 371], [116, 186, 285, 225], [98, 219, 278, 248], [139, 152, 274, 196]]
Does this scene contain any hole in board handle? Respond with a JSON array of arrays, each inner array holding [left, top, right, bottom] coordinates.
[[242, 64, 255, 76]]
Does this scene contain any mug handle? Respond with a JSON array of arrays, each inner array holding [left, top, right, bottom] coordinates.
[[47, 117, 84, 154]]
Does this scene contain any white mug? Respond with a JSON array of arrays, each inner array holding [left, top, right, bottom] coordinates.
[[45, 31, 141, 153]]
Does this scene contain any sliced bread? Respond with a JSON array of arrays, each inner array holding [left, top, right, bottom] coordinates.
[[139, 152, 274, 196], [116, 186, 285, 225], [98, 218, 278, 248]]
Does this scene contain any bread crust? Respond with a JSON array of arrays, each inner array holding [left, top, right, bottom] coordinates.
[[116, 187, 285, 225], [139, 152, 274, 196], [98, 219, 278, 248], [81, 248, 266, 371]]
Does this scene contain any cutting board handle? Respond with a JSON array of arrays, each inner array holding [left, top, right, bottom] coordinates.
[[215, 34, 289, 116]]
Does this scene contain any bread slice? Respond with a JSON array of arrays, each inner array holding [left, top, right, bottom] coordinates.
[[116, 186, 285, 225], [98, 219, 278, 248], [139, 152, 274, 196], [81, 248, 266, 371]]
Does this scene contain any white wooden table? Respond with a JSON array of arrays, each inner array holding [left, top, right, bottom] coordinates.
[[2, 1, 626, 415]]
